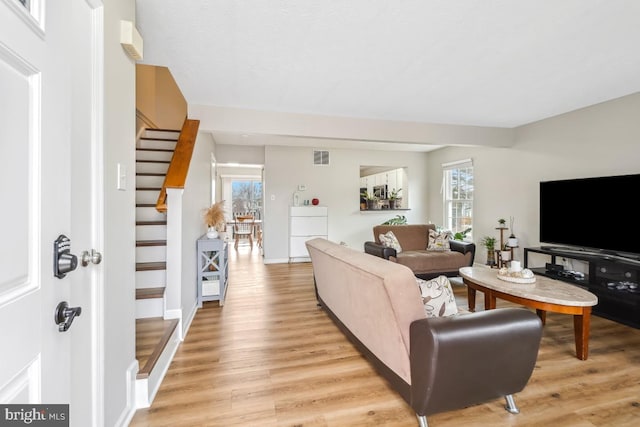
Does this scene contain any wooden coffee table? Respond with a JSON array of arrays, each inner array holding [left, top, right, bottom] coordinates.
[[459, 266, 598, 360]]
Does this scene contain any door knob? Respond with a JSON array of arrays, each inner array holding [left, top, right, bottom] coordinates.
[[55, 301, 82, 332], [80, 249, 103, 267]]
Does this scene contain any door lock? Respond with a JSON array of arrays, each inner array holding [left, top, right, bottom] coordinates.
[[54, 235, 78, 278], [55, 301, 82, 332], [80, 249, 103, 266]]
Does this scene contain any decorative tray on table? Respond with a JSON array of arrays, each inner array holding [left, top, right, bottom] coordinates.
[[497, 267, 536, 284]]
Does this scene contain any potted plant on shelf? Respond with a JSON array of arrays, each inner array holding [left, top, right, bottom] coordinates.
[[480, 236, 497, 267], [361, 191, 378, 210], [500, 243, 512, 262], [203, 200, 226, 238], [498, 218, 507, 228], [388, 188, 402, 209]]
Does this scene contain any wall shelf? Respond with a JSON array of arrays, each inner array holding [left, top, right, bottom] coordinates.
[[359, 209, 410, 213]]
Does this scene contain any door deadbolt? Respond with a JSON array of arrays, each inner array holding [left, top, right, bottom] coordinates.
[[54, 235, 78, 278], [55, 301, 82, 332]]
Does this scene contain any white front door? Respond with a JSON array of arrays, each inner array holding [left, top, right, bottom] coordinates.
[[0, 1, 102, 425]]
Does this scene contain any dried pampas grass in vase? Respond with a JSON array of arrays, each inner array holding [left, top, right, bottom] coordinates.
[[204, 201, 226, 238]]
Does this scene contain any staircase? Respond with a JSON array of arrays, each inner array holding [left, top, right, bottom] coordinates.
[[135, 128, 181, 407], [135, 129, 178, 318]]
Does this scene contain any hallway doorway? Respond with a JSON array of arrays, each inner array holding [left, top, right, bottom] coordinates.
[[219, 166, 264, 255]]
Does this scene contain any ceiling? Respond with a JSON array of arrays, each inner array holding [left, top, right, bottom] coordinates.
[[136, 0, 640, 151]]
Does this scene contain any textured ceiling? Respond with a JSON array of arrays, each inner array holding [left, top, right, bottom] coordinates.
[[136, 0, 640, 148]]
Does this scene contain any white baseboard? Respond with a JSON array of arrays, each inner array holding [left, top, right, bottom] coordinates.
[[164, 308, 183, 340], [135, 378, 150, 409], [114, 359, 139, 427], [181, 300, 198, 340], [263, 257, 289, 264], [135, 325, 180, 409], [289, 257, 311, 263]]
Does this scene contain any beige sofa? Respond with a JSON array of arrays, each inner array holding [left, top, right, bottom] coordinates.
[[306, 238, 542, 427], [364, 224, 475, 279]]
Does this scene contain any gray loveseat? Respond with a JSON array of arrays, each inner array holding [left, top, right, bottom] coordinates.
[[364, 224, 475, 280], [306, 237, 542, 427]]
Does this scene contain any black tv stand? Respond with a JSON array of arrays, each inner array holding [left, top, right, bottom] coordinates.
[[540, 245, 593, 252], [524, 247, 640, 329], [537, 246, 640, 266], [539, 246, 605, 256]]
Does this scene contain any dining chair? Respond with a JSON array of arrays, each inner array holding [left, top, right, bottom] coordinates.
[[233, 215, 255, 250]]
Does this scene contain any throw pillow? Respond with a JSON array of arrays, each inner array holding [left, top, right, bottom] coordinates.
[[379, 231, 402, 253], [427, 229, 452, 251], [416, 275, 458, 317]]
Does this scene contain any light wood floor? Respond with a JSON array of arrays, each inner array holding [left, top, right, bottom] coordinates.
[[130, 247, 640, 426]]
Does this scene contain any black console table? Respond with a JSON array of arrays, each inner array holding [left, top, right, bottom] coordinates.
[[524, 247, 640, 329]]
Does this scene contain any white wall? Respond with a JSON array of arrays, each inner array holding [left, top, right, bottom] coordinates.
[[215, 142, 266, 165], [103, 0, 137, 425], [180, 131, 216, 334], [426, 92, 640, 265], [263, 145, 430, 262]]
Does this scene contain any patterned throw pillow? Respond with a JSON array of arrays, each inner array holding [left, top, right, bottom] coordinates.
[[379, 231, 402, 253], [416, 275, 458, 317], [427, 229, 452, 251]]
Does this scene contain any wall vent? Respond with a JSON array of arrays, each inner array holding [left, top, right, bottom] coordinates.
[[313, 150, 329, 166]]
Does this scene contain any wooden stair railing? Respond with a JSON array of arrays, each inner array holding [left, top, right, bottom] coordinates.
[[155, 118, 200, 212]]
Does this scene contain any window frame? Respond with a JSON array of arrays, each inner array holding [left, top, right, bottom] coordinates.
[[442, 159, 473, 240], [231, 179, 263, 218]]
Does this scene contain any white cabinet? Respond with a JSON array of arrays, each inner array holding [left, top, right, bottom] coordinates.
[[289, 206, 328, 261], [361, 168, 404, 194]]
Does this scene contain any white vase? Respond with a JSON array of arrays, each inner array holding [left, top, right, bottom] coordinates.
[[206, 228, 219, 239]]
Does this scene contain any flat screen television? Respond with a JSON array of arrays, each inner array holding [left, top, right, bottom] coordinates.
[[540, 174, 640, 257]]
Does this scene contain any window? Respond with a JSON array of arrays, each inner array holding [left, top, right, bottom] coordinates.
[[442, 159, 473, 239], [231, 179, 263, 219]]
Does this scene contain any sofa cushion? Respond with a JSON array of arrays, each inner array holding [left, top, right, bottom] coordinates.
[[416, 276, 458, 317], [306, 238, 426, 385], [394, 250, 467, 275], [379, 231, 402, 253], [427, 229, 452, 251], [373, 224, 435, 251]]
